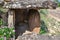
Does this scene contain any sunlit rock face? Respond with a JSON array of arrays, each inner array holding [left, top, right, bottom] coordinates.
[[16, 32, 60, 40], [3, 0, 55, 2], [42, 0, 58, 9], [1, 0, 57, 9]]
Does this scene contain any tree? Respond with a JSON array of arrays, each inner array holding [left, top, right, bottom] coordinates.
[[55, 0, 60, 7]]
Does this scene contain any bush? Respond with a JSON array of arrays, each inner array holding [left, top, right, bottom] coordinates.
[[0, 18, 3, 26], [0, 27, 15, 40]]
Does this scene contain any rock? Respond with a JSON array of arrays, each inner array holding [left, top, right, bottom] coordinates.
[[16, 32, 60, 40], [16, 32, 39, 40]]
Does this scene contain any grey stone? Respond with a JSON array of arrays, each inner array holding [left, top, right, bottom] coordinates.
[[16, 33, 60, 40], [0, 0, 57, 9]]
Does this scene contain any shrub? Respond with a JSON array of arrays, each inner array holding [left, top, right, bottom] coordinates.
[[0, 27, 15, 40]]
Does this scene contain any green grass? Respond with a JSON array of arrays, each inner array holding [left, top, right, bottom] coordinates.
[[0, 6, 8, 13], [0, 37, 4, 40], [39, 9, 49, 34], [40, 14, 48, 34], [0, 19, 3, 26]]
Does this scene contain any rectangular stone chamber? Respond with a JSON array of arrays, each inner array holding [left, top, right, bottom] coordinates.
[[2, 0, 57, 39]]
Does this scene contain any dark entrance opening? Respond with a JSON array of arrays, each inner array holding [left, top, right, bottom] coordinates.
[[15, 9, 29, 39], [15, 9, 40, 39]]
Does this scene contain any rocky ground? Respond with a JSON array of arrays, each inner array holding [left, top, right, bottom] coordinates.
[[48, 8, 60, 21], [16, 32, 60, 40], [47, 8, 60, 34]]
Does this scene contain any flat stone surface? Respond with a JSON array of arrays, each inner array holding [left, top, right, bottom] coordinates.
[[3, 0, 57, 9], [16, 33, 60, 40]]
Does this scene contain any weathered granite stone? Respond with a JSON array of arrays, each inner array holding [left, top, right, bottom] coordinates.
[[0, 0, 57, 9], [16, 32, 60, 40]]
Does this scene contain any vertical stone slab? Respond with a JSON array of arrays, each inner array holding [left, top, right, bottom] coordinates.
[[13, 10, 15, 26], [28, 9, 40, 34], [8, 9, 14, 28]]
